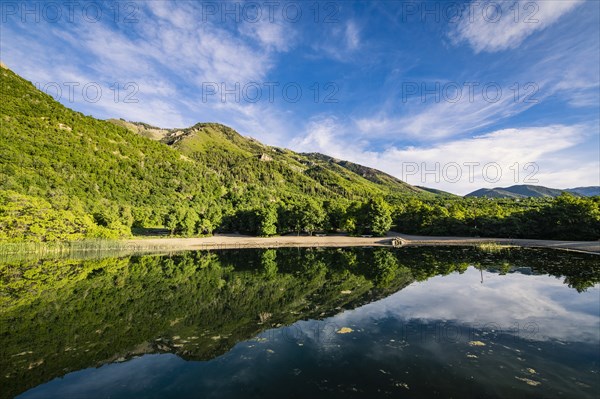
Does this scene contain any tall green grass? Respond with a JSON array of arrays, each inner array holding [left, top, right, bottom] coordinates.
[[0, 240, 169, 262], [476, 242, 515, 253]]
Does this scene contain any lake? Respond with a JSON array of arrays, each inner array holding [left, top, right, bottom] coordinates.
[[1, 247, 598, 398]]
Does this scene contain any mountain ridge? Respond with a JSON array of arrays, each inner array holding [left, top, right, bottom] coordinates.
[[466, 184, 599, 198], [107, 119, 431, 198]]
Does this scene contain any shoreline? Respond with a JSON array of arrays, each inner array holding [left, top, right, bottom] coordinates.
[[1, 234, 598, 260], [122, 233, 600, 255]]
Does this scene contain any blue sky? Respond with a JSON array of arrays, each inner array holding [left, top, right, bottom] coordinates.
[[2, 0, 599, 194]]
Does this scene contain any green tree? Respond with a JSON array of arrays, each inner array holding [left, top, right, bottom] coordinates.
[[164, 209, 180, 236], [257, 205, 278, 237], [0, 190, 102, 242], [539, 194, 600, 240], [342, 201, 362, 235], [323, 200, 348, 232], [180, 208, 199, 236], [196, 218, 214, 235], [261, 249, 278, 279], [284, 199, 325, 235], [357, 198, 392, 236]]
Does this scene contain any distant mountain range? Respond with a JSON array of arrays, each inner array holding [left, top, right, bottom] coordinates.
[[566, 186, 600, 197], [466, 185, 600, 198]]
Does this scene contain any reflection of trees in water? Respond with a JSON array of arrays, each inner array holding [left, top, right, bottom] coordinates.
[[0, 249, 408, 398], [0, 247, 597, 398], [260, 249, 278, 279], [393, 247, 599, 293]]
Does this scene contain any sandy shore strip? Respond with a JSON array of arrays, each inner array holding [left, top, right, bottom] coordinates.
[[123, 233, 600, 254]]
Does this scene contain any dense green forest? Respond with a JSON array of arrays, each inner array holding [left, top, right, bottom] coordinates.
[[1, 66, 599, 242], [2, 246, 598, 398]]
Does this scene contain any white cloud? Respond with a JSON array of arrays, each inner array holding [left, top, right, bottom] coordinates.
[[239, 20, 295, 52], [294, 121, 598, 195], [381, 125, 599, 194], [345, 20, 360, 50], [356, 15, 599, 143], [145, 1, 196, 27], [312, 20, 362, 61], [293, 116, 344, 154], [292, 116, 377, 161], [534, 24, 600, 108], [450, 0, 583, 53], [215, 101, 295, 147]]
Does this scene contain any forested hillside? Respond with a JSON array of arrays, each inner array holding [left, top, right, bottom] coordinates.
[[0, 67, 224, 240], [1, 66, 599, 242], [0, 67, 424, 241], [109, 120, 428, 200]]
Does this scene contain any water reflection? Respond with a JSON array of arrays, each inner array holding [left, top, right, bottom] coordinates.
[[1, 247, 598, 398], [341, 267, 600, 344]]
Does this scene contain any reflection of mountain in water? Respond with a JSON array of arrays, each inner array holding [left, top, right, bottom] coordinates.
[[1, 247, 598, 399]]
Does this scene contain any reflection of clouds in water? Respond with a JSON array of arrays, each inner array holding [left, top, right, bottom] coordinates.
[[19, 354, 184, 399], [311, 268, 600, 344], [270, 319, 353, 351]]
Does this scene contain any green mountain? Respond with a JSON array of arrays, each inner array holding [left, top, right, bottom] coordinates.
[[108, 119, 430, 199], [0, 66, 427, 242], [300, 152, 424, 194], [466, 185, 574, 199]]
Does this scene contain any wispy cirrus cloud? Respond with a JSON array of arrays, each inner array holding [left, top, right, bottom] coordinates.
[[239, 18, 297, 52], [0, 1, 296, 129], [354, 86, 537, 140], [355, 2, 598, 143], [311, 20, 362, 61], [449, 0, 583, 53]]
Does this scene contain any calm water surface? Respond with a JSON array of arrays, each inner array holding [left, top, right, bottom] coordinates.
[[1, 247, 598, 398]]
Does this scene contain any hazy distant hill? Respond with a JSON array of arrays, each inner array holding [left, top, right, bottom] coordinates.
[[566, 186, 600, 197], [466, 184, 599, 198]]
